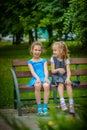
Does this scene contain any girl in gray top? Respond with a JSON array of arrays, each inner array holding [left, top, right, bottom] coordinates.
[[51, 41, 75, 114]]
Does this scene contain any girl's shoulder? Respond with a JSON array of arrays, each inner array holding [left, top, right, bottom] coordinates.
[[50, 57, 70, 64], [50, 56, 60, 63], [65, 58, 70, 64], [27, 59, 34, 64], [42, 58, 47, 63], [27, 58, 47, 64]]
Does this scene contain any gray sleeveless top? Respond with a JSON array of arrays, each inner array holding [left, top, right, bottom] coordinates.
[[51, 57, 67, 86]]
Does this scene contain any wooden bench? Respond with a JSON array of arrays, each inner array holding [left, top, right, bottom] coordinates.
[[11, 58, 87, 116]]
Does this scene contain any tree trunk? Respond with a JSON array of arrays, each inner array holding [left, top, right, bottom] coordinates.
[[47, 25, 53, 45], [28, 30, 34, 45]]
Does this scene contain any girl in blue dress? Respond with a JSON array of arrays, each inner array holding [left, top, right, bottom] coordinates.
[[27, 41, 50, 115], [51, 41, 75, 114]]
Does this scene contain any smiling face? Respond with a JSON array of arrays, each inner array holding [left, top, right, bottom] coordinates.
[[32, 45, 42, 59]]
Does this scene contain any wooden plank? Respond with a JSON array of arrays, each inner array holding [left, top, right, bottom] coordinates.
[[19, 84, 56, 91], [71, 70, 87, 76], [15, 71, 32, 78], [12, 58, 87, 67], [19, 82, 87, 92], [72, 82, 87, 89], [15, 69, 87, 78], [70, 58, 87, 64], [12, 60, 28, 66]]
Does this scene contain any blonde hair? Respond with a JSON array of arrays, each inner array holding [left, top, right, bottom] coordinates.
[[30, 41, 43, 55], [52, 41, 70, 59]]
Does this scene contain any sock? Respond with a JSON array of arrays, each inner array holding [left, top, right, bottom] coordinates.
[[60, 98, 65, 104], [69, 99, 74, 105], [43, 103, 48, 108], [37, 104, 42, 108]]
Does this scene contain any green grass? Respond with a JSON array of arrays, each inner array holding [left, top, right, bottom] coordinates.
[[0, 41, 87, 108]]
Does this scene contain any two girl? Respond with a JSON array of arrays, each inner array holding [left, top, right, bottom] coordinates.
[[27, 41, 75, 115]]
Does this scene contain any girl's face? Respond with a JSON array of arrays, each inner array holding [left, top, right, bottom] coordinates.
[[52, 45, 61, 58], [32, 45, 42, 58]]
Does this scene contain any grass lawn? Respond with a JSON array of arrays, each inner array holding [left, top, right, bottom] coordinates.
[[0, 41, 87, 109]]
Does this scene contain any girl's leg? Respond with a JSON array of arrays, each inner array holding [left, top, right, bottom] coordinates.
[[34, 82, 42, 104], [66, 84, 73, 99], [34, 82, 43, 114], [66, 84, 75, 113], [43, 83, 50, 114], [43, 83, 50, 103], [58, 83, 68, 111]]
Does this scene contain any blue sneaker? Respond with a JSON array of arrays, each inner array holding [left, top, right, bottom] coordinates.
[[37, 104, 43, 116], [43, 103, 48, 115], [43, 108, 48, 115], [38, 108, 43, 116]]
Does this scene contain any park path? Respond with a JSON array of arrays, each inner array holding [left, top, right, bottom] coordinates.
[[0, 108, 77, 130], [0, 109, 41, 130]]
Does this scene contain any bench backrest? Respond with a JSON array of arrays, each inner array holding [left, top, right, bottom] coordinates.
[[12, 58, 87, 77]]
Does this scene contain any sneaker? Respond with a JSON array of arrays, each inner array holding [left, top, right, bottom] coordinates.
[[60, 103, 68, 111], [69, 104, 75, 114], [43, 108, 48, 115], [38, 108, 43, 116]]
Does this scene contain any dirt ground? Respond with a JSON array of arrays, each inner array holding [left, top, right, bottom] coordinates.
[[0, 107, 78, 130], [0, 108, 40, 130]]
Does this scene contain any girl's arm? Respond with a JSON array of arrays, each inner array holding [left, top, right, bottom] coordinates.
[[66, 64, 71, 79], [28, 64, 40, 81], [44, 61, 49, 78], [65, 64, 71, 84], [44, 61, 50, 83], [51, 62, 65, 74]]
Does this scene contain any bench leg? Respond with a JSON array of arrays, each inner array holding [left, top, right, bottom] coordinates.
[[53, 89, 57, 103], [14, 86, 22, 116], [17, 103, 22, 116], [14, 88, 17, 109]]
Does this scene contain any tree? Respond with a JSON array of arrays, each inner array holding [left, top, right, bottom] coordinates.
[[63, 0, 87, 46], [37, 0, 69, 44]]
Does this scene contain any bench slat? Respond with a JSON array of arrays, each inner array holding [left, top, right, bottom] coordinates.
[[70, 58, 87, 64], [15, 69, 87, 78], [19, 82, 87, 91], [19, 84, 56, 91], [72, 82, 87, 88], [12, 58, 87, 67], [16, 71, 32, 77], [71, 70, 87, 76], [12, 60, 28, 66]]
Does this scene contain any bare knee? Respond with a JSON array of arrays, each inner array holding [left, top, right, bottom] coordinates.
[[58, 83, 64, 88], [43, 83, 50, 91], [66, 84, 72, 89], [34, 82, 42, 91]]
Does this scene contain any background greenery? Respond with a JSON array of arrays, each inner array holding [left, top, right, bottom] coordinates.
[[0, 41, 87, 108], [0, 0, 87, 46]]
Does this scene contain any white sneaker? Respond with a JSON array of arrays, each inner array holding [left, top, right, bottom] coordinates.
[[69, 104, 75, 113], [60, 103, 68, 111]]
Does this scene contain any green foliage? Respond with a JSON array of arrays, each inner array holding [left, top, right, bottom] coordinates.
[[63, 0, 87, 45], [38, 109, 87, 130]]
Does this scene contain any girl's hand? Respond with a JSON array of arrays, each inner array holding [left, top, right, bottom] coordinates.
[[44, 78, 50, 84], [65, 78, 71, 85], [36, 78, 41, 84], [58, 68, 65, 74]]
